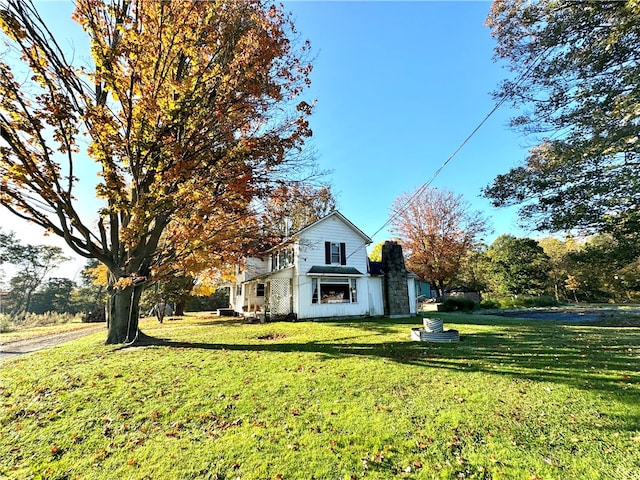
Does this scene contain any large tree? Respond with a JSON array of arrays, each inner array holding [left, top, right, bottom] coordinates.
[[566, 233, 640, 303], [483, 0, 640, 236], [260, 184, 337, 240], [0, 0, 313, 343], [389, 186, 488, 299], [485, 235, 550, 298], [538, 235, 579, 302]]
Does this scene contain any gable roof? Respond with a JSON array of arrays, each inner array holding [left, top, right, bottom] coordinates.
[[293, 210, 373, 245]]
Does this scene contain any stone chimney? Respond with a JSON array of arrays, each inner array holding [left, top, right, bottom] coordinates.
[[381, 241, 410, 317]]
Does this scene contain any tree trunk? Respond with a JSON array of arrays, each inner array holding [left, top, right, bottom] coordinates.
[[174, 298, 186, 317], [105, 283, 144, 344], [436, 281, 446, 301]]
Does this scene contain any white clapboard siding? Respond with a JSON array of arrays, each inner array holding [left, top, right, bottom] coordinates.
[[294, 213, 372, 319], [296, 214, 370, 275]]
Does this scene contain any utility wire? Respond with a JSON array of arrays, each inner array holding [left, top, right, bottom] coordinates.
[[369, 98, 507, 242], [350, 47, 549, 259]]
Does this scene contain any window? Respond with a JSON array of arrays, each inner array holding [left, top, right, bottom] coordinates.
[[325, 242, 346, 265], [312, 278, 358, 304], [271, 247, 294, 271], [256, 283, 265, 297], [330, 243, 341, 264], [236, 284, 242, 297]]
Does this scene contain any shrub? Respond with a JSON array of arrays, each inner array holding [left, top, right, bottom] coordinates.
[[442, 297, 476, 312], [82, 307, 106, 323], [0, 314, 11, 333], [22, 312, 82, 327], [0, 312, 83, 331], [520, 296, 559, 308], [479, 299, 500, 310]]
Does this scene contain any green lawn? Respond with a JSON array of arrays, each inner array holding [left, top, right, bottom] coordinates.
[[1, 313, 639, 479]]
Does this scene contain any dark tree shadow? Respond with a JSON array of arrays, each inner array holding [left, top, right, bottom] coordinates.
[[119, 321, 640, 419]]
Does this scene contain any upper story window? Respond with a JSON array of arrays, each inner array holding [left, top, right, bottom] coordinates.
[[271, 246, 294, 271], [325, 241, 346, 265], [330, 242, 340, 264]]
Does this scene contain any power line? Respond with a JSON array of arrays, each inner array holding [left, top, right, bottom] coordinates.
[[369, 97, 507, 242], [349, 47, 549, 259]]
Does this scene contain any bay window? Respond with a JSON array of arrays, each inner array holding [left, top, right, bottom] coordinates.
[[312, 277, 358, 304]]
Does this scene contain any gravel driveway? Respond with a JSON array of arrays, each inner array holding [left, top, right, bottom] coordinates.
[[0, 325, 105, 363]]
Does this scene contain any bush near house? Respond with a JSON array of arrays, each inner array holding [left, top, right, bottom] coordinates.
[[442, 297, 477, 312]]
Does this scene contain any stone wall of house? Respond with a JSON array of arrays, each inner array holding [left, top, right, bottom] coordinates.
[[382, 241, 410, 317]]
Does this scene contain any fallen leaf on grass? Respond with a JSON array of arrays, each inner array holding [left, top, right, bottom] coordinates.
[[416, 439, 433, 449]]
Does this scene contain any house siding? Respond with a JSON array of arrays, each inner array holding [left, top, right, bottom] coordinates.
[[408, 277, 417, 315], [297, 276, 373, 319], [297, 215, 369, 276], [231, 257, 269, 313], [230, 211, 417, 321], [294, 214, 371, 319]]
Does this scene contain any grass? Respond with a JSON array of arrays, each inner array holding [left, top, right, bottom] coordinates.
[[1, 312, 639, 479]]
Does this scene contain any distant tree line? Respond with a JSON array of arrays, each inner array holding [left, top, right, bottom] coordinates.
[[0, 229, 229, 320], [452, 233, 640, 306]]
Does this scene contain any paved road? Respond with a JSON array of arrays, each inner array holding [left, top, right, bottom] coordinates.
[[0, 325, 105, 363]]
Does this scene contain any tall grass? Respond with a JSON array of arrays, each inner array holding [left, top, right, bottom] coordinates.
[[0, 312, 87, 341]]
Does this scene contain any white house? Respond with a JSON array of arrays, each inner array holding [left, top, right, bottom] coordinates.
[[230, 211, 417, 321]]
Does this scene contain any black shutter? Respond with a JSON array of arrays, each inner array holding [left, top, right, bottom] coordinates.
[[340, 242, 346, 265], [325, 241, 331, 264]]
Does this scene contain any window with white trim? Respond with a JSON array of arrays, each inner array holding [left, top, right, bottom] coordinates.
[[324, 241, 346, 265], [271, 247, 293, 271], [330, 243, 341, 264], [312, 277, 358, 304]]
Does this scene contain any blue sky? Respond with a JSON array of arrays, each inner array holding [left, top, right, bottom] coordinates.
[[1, 1, 540, 280], [282, 1, 534, 243]]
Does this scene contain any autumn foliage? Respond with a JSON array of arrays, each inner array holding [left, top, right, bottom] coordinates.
[[390, 187, 487, 298], [0, 0, 314, 343]]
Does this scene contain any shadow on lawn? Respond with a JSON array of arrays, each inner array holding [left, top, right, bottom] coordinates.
[[131, 320, 639, 414]]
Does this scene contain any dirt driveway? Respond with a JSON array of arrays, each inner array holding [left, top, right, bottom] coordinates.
[[0, 325, 104, 363]]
